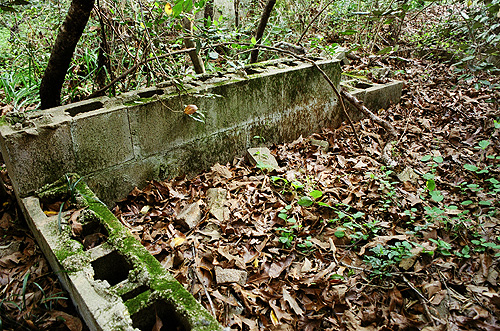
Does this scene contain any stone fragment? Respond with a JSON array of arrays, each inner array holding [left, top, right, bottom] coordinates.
[[215, 266, 247, 286], [206, 188, 229, 222], [309, 139, 329, 152], [246, 147, 279, 171], [175, 201, 203, 230], [397, 166, 418, 183]]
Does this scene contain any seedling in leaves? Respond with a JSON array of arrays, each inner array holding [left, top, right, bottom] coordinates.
[[297, 189, 324, 207], [363, 241, 413, 277], [471, 238, 500, 257], [275, 205, 301, 248], [455, 245, 471, 259], [298, 236, 313, 252], [429, 238, 452, 256], [271, 176, 304, 194], [366, 167, 399, 210], [421, 155, 444, 203]]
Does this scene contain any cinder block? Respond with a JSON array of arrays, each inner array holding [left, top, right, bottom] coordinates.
[[19, 178, 223, 331], [364, 80, 403, 112], [71, 107, 135, 173], [0, 114, 75, 197]]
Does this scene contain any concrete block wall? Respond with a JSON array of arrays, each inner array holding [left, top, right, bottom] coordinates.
[[0, 58, 402, 206]]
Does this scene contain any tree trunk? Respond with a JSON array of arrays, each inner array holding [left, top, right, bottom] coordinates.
[[250, 0, 276, 64], [182, 16, 206, 74], [40, 0, 95, 109]]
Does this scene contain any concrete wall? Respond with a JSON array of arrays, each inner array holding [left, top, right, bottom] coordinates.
[[0, 58, 402, 206]]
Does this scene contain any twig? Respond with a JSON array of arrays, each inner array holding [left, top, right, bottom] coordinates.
[[340, 89, 398, 166], [297, 0, 336, 44], [401, 274, 438, 327], [84, 46, 196, 100], [191, 241, 217, 318]]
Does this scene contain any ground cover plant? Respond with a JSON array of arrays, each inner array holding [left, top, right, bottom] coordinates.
[[0, 0, 499, 330]]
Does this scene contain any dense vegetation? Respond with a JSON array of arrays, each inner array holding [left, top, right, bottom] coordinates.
[[0, 0, 498, 111]]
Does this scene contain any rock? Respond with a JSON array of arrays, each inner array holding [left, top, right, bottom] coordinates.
[[397, 166, 418, 183], [206, 188, 229, 222], [309, 139, 329, 152], [215, 266, 247, 285], [175, 201, 203, 230], [246, 147, 279, 171]]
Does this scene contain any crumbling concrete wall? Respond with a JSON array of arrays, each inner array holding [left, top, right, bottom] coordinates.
[[0, 58, 401, 206]]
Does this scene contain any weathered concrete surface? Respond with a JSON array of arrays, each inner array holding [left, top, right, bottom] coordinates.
[[0, 58, 402, 206], [19, 178, 223, 331]]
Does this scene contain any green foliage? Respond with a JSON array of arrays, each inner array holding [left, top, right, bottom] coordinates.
[[364, 241, 413, 277]]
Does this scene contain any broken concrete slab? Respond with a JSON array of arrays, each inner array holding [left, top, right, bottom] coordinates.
[[246, 147, 279, 171], [215, 266, 248, 286], [175, 201, 203, 230], [20, 175, 223, 331]]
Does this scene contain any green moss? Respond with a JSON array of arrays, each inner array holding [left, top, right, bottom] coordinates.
[[41, 174, 222, 330], [124, 290, 151, 315]]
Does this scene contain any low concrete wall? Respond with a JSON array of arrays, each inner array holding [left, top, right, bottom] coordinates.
[[0, 58, 401, 206]]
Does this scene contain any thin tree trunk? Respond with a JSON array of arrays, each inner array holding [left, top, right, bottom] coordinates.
[[250, 0, 276, 63], [183, 16, 205, 74], [40, 0, 95, 109]]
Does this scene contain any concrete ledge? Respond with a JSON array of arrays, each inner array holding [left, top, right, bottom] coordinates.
[[19, 175, 222, 331]]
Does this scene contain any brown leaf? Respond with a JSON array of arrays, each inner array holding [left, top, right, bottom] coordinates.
[[152, 311, 163, 331], [268, 254, 294, 278], [50, 311, 83, 331], [282, 288, 304, 316], [184, 104, 198, 114]]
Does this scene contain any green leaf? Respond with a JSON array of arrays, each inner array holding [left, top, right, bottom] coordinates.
[[478, 140, 490, 149], [251, 36, 257, 45], [377, 46, 392, 55], [433, 156, 444, 163], [334, 230, 345, 238], [426, 179, 436, 191], [421, 155, 432, 162], [298, 196, 314, 207], [430, 190, 444, 202], [172, 1, 183, 17], [464, 164, 478, 172], [309, 190, 323, 199], [461, 200, 473, 206], [478, 200, 492, 206], [352, 211, 365, 219]]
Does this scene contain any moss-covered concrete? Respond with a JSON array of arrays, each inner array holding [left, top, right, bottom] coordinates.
[[26, 175, 223, 331]]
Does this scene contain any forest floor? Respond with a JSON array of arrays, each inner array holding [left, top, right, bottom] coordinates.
[[2, 54, 498, 331], [110, 56, 500, 331], [1, 6, 500, 331]]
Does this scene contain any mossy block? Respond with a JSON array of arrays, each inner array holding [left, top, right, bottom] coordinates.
[[36, 174, 223, 331]]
